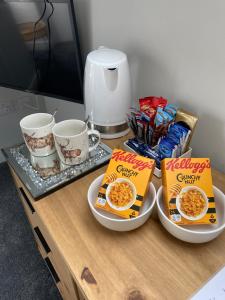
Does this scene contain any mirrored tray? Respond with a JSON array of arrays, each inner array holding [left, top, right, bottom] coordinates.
[[2, 143, 112, 199]]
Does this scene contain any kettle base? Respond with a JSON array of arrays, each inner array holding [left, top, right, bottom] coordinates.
[[101, 128, 130, 139], [88, 122, 130, 139]]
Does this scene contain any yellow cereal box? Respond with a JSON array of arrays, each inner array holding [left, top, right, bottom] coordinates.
[[95, 149, 155, 219], [161, 158, 217, 225]]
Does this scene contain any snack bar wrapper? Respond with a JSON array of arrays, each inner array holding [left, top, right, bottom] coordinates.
[[175, 109, 198, 152], [139, 96, 167, 127]]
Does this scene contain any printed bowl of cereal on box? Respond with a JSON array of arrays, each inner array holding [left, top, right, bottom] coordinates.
[[106, 178, 137, 211], [176, 186, 209, 221]]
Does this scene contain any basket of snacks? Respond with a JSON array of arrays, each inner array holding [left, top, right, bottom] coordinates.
[[125, 96, 198, 177]]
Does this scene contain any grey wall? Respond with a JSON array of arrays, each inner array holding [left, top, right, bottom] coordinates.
[[72, 0, 225, 172]]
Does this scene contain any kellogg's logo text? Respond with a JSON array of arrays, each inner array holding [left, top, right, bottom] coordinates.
[[112, 150, 154, 171], [166, 158, 211, 173]]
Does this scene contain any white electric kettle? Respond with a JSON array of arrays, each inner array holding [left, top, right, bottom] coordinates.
[[84, 47, 131, 139]]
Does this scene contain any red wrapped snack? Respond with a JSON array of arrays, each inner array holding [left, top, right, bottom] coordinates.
[[139, 96, 168, 126], [139, 97, 151, 111], [150, 96, 168, 110]]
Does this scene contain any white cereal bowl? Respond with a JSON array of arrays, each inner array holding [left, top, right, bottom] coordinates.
[[157, 186, 225, 243], [88, 174, 156, 231]]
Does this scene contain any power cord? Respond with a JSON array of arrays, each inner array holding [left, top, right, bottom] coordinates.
[[46, 0, 54, 68], [32, 0, 55, 84], [32, 0, 47, 82]]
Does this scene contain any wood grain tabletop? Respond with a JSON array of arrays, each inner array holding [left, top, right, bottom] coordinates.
[[29, 133, 225, 300]]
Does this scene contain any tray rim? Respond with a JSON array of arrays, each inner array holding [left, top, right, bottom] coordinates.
[[2, 142, 112, 200]]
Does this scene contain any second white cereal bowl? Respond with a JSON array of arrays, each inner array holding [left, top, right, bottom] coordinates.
[[157, 186, 225, 243], [88, 174, 156, 231]]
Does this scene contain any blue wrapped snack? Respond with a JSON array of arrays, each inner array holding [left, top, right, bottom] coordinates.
[[168, 125, 184, 140], [127, 139, 161, 168], [163, 111, 174, 124], [161, 121, 191, 157], [159, 144, 173, 159], [154, 107, 164, 127], [166, 133, 182, 157], [154, 107, 172, 126], [169, 123, 189, 138], [141, 111, 151, 123], [127, 138, 143, 152], [166, 132, 180, 145], [164, 104, 178, 119], [140, 145, 161, 168], [168, 123, 189, 147], [170, 123, 191, 150], [158, 137, 178, 159]]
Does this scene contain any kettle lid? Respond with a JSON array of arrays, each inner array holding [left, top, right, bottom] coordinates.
[[87, 47, 127, 67]]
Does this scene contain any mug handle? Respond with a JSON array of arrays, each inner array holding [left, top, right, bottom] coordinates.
[[88, 129, 101, 152]]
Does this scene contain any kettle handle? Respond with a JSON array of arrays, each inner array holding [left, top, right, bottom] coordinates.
[[104, 67, 118, 91]]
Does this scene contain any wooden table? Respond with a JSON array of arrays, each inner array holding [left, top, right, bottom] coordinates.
[[9, 134, 225, 300]]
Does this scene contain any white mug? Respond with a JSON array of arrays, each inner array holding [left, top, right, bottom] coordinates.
[[20, 113, 55, 156], [52, 119, 100, 165]]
